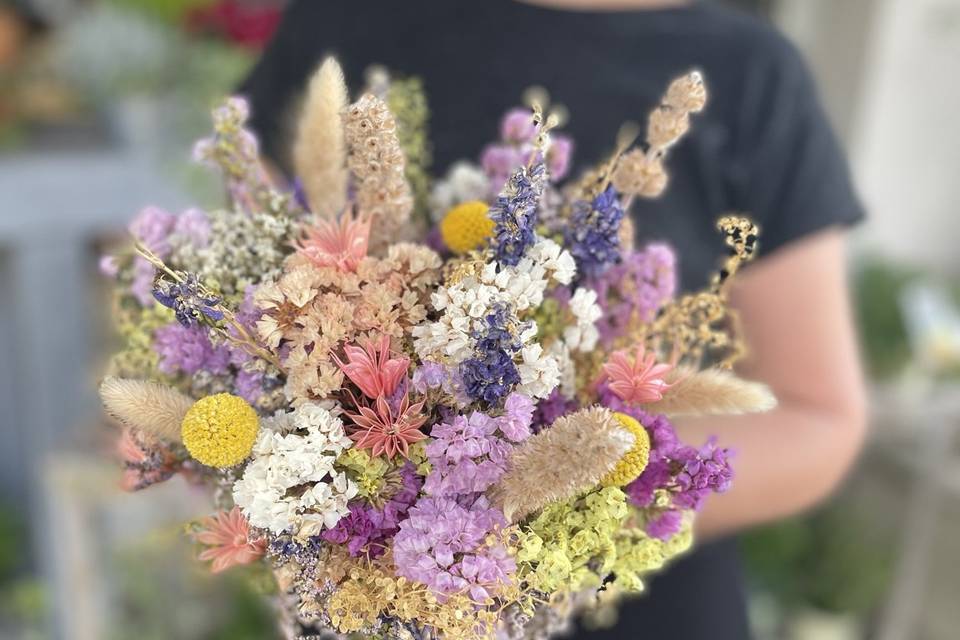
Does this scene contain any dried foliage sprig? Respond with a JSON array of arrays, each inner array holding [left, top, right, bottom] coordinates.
[[651, 367, 776, 417], [135, 242, 283, 369], [99, 377, 193, 442], [612, 71, 706, 201], [646, 215, 759, 368], [294, 58, 349, 219], [487, 407, 635, 523], [345, 94, 414, 251]]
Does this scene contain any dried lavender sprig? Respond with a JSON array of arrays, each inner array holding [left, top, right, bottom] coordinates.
[[135, 241, 283, 369]]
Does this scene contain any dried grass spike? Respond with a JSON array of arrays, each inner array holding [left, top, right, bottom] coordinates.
[[651, 367, 776, 417], [487, 407, 635, 523], [344, 93, 414, 251], [99, 377, 194, 442], [294, 57, 349, 219]]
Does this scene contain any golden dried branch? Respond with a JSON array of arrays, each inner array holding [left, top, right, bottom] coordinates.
[[99, 377, 194, 442], [487, 407, 635, 523], [294, 57, 349, 219]]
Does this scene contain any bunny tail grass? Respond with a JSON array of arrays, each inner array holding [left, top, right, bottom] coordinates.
[[650, 368, 777, 417], [487, 407, 635, 523], [294, 57, 349, 219], [98, 377, 194, 442]]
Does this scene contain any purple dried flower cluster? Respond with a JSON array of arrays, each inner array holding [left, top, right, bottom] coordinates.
[[129, 206, 176, 305], [154, 323, 231, 376], [424, 393, 533, 497], [460, 305, 522, 404], [585, 243, 677, 347], [565, 186, 625, 277], [482, 109, 573, 191], [608, 398, 734, 539], [152, 274, 224, 327], [392, 495, 515, 602], [531, 389, 579, 432], [488, 163, 546, 266], [322, 465, 422, 558]]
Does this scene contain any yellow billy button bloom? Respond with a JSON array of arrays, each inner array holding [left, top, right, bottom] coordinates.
[[440, 201, 495, 254], [181, 393, 259, 468], [601, 412, 651, 487]]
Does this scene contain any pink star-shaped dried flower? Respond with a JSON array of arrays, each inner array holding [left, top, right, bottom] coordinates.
[[194, 506, 267, 574], [601, 345, 676, 405], [346, 392, 428, 459], [333, 336, 409, 400], [295, 212, 370, 272]]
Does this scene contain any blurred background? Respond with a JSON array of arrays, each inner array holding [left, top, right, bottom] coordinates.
[[1, 0, 959, 638]]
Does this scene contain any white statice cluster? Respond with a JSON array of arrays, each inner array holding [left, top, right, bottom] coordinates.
[[412, 238, 577, 400], [563, 287, 603, 352], [429, 161, 491, 222], [233, 403, 357, 536]]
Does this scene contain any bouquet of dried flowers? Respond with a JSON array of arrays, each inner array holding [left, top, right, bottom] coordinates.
[[98, 57, 775, 640]]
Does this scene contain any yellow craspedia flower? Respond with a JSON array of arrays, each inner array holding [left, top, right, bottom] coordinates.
[[181, 393, 259, 468], [440, 201, 495, 254], [601, 412, 651, 487]]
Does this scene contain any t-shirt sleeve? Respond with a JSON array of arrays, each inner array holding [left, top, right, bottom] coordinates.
[[725, 31, 865, 255]]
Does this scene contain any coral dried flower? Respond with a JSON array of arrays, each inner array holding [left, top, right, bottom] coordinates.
[[194, 507, 267, 573], [601, 345, 676, 405], [295, 212, 370, 272], [334, 336, 409, 400], [346, 393, 428, 459]]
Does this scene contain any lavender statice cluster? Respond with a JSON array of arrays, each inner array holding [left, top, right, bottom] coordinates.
[[392, 495, 516, 602], [321, 464, 422, 558], [488, 162, 546, 266], [459, 305, 524, 405], [565, 185, 625, 278], [423, 393, 534, 497], [154, 323, 230, 376], [585, 243, 677, 347]]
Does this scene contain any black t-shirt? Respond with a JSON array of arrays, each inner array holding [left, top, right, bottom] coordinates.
[[240, 1, 864, 638]]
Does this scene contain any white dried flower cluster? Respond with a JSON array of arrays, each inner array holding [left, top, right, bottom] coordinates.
[[564, 287, 603, 352], [173, 208, 297, 296], [412, 238, 576, 399], [429, 161, 490, 222], [232, 403, 357, 536]]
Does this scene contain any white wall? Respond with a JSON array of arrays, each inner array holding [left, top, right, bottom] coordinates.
[[776, 0, 960, 274]]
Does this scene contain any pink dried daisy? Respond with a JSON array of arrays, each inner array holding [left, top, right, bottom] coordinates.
[[346, 392, 428, 459], [295, 212, 370, 272], [333, 336, 409, 400], [193, 507, 267, 573], [601, 345, 676, 405]]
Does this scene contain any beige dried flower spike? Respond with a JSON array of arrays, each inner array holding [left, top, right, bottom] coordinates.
[[99, 377, 194, 442], [344, 93, 414, 252], [651, 367, 776, 417], [612, 70, 707, 200], [487, 407, 635, 523], [294, 57, 349, 219]]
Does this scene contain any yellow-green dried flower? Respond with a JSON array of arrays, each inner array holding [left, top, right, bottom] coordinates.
[[181, 393, 259, 468], [440, 201, 495, 254], [601, 412, 651, 487], [336, 447, 391, 498]]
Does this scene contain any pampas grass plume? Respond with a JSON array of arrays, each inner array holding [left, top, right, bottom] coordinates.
[[99, 377, 194, 443], [294, 57, 349, 219], [488, 407, 635, 523], [651, 368, 776, 417]]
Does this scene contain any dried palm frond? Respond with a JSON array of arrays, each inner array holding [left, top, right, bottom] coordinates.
[[294, 57, 349, 219], [649, 367, 776, 417], [488, 407, 635, 523], [344, 93, 414, 251], [98, 377, 194, 442]]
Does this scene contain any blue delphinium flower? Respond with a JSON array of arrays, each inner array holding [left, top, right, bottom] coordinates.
[[460, 305, 522, 404], [153, 274, 224, 327], [566, 185, 625, 277], [488, 162, 546, 266]]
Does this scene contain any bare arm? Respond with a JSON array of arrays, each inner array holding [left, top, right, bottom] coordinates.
[[682, 228, 868, 537]]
